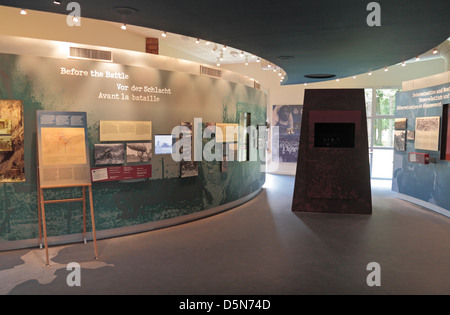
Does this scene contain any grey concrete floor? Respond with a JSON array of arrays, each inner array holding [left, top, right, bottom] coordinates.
[[0, 174, 449, 295]]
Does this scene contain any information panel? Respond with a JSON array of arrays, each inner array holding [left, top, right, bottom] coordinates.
[[91, 165, 152, 182], [37, 110, 91, 188], [100, 120, 152, 142]]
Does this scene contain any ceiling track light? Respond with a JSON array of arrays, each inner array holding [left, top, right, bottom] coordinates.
[[245, 57, 248, 66], [121, 23, 127, 30], [161, 31, 167, 38], [384, 67, 388, 72], [415, 56, 420, 61], [222, 45, 227, 51], [401, 61, 406, 67], [256, 57, 261, 63], [219, 52, 224, 61], [216, 58, 221, 67], [368, 71, 372, 76], [432, 48, 438, 54], [195, 38, 200, 44], [20, 9, 27, 15]]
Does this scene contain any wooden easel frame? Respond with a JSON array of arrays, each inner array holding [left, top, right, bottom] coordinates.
[[37, 177, 99, 266], [35, 111, 98, 266]]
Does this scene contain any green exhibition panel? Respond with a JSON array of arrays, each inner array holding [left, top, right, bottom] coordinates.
[[0, 42, 267, 250]]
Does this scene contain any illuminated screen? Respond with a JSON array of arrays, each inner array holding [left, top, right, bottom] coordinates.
[[154, 135, 175, 154]]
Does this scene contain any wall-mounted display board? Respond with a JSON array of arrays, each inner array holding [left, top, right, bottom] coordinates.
[[100, 120, 152, 142], [408, 152, 429, 164], [154, 135, 175, 154], [179, 121, 198, 178], [394, 118, 407, 130], [292, 89, 372, 214], [37, 110, 91, 187], [393, 82, 450, 214], [271, 105, 303, 163], [394, 130, 406, 151], [0, 100, 25, 182], [91, 165, 152, 182], [414, 116, 440, 151], [126, 143, 152, 163]]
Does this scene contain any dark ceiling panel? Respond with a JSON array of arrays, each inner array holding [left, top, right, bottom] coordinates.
[[0, 0, 449, 84]]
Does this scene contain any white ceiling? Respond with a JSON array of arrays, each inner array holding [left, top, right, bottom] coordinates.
[[113, 22, 281, 70]]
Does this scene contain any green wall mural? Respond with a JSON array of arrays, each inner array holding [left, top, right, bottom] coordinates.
[[0, 52, 266, 246]]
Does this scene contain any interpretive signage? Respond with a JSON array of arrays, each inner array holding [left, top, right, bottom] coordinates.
[[36, 110, 91, 187], [91, 164, 152, 182]]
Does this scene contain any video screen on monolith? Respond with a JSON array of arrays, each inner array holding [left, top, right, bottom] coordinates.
[[314, 123, 355, 148]]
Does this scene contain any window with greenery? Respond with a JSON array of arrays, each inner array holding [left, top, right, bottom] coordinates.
[[365, 88, 399, 179]]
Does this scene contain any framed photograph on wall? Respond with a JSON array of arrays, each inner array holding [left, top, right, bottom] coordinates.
[[415, 116, 440, 151], [395, 118, 407, 130], [0, 100, 25, 182], [94, 143, 125, 165], [394, 130, 406, 151]]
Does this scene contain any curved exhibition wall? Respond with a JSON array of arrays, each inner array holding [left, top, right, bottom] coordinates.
[[392, 72, 450, 217], [0, 35, 267, 250]]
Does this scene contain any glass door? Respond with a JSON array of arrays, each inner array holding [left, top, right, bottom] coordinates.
[[365, 88, 398, 179]]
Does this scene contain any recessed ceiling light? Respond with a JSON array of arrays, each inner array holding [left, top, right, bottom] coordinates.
[[304, 74, 336, 79], [415, 56, 420, 61], [20, 9, 27, 15], [432, 48, 438, 54]]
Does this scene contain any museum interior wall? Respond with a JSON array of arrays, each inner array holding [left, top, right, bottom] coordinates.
[[392, 72, 450, 215], [0, 33, 267, 250]]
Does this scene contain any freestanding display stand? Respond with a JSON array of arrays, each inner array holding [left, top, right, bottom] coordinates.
[[36, 110, 99, 266], [292, 89, 372, 214], [37, 180, 98, 266]]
